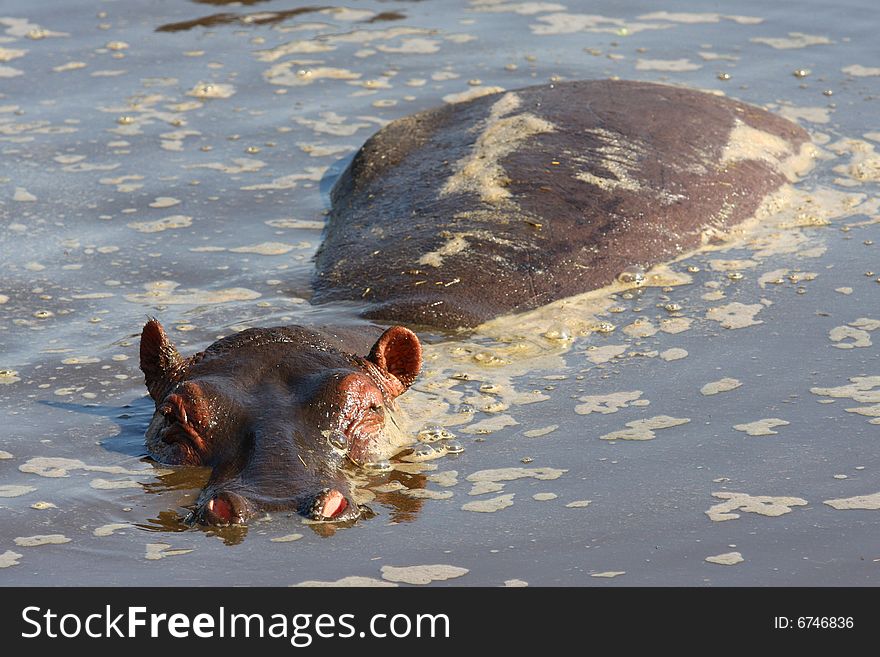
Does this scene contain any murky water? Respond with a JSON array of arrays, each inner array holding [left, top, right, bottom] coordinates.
[[2, 0, 879, 585]]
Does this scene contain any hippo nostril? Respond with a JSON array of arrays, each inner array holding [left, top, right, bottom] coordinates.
[[321, 489, 348, 518], [207, 496, 233, 523], [307, 488, 357, 521], [201, 491, 247, 526]]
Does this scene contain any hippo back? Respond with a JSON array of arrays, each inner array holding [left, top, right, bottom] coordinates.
[[314, 79, 811, 329]]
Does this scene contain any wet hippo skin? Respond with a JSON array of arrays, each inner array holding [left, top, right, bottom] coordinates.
[[140, 80, 809, 526], [139, 319, 422, 525], [314, 79, 811, 329]]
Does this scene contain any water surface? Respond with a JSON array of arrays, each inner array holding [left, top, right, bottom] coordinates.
[[1, 0, 879, 586]]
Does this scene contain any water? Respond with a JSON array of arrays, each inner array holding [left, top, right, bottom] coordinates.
[[1, 0, 879, 585]]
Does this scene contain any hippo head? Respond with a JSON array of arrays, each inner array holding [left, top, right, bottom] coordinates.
[[139, 319, 421, 526]]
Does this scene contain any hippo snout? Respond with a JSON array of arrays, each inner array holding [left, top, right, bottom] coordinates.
[[192, 486, 362, 527]]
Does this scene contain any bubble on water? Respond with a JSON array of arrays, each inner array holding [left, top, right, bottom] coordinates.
[[793, 68, 810, 78], [617, 266, 646, 286], [663, 303, 682, 313], [417, 425, 455, 443], [542, 326, 571, 341], [717, 72, 731, 81], [117, 116, 135, 125], [0, 370, 21, 384], [328, 431, 348, 451], [362, 460, 393, 474], [402, 443, 449, 462], [727, 272, 744, 281], [193, 82, 213, 95], [589, 321, 616, 334], [444, 440, 464, 454], [33, 310, 53, 319], [471, 351, 507, 366]]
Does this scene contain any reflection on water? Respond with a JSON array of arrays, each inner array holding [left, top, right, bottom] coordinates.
[[141, 466, 211, 494], [136, 510, 194, 534], [157, 6, 366, 33], [192, 0, 277, 6]]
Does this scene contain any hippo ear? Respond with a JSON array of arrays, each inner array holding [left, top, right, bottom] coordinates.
[[140, 318, 186, 401], [367, 326, 422, 393]]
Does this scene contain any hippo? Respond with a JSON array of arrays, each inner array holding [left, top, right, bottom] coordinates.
[[141, 79, 812, 525], [139, 318, 422, 525], [314, 79, 811, 329]]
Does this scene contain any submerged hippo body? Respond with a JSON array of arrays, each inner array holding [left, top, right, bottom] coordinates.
[[139, 319, 421, 524], [140, 80, 810, 526], [314, 79, 811, 329]]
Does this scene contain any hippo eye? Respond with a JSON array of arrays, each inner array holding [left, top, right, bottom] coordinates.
[[369, 403, 384, 415]]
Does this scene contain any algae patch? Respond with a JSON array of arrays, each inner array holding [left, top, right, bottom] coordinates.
[[145, 543, 193, 560], [705, 551, 744, 565], [0, 484, 36, 497], [824, 492, 880, 510], [295, 577, 397, 587], [380, 564, 469, 585], [700, 378, 742, 396], [0, 550, 23, 568], [461, 493, 515, 512], [14, 534, 71, 547], [706, 302, 764, 329], [706, 492, 808, 521], [733, 418, 789, 436], [574, 390, 644, 415], [600, 415, 690, 441]]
